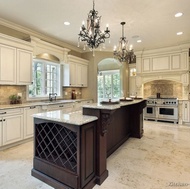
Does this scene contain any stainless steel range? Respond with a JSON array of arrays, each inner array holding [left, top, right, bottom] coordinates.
[[144, 98, 178, 124]]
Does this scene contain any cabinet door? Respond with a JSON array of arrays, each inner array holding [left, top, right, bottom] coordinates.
[[3, 114, 23, 145], [81, 64, 88, 87], [0, 121, 2, 146], [24, 106, 39, 139], [76, 64, 82, 87], [70, 62, 77, 86], [0, 44, 16, 84], [17, 49, 33, 85], [182, 101, 190, 122], [76, 64, 88, 87]]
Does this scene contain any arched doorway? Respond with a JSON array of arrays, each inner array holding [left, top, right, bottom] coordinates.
[[97, 58, 122, 102]]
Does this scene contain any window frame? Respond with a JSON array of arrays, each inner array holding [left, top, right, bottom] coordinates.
[[97, 69, 121, 102], [27, 59, 62, 101]]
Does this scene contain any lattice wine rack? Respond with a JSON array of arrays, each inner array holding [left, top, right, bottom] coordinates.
[[35, 122, 77, 173]]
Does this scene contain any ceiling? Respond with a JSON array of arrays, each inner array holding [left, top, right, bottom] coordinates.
[[0, 0, 190, 52]]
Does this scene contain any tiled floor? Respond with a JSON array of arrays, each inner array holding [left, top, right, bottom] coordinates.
[[0, 121, 190, 189]]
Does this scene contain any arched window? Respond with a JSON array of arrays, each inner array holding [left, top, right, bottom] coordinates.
[[97, 58, 122, 102]]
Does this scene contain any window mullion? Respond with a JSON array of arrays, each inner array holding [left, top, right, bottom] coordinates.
[[43, 63, 46, 96], [111, 74, 113, 99]]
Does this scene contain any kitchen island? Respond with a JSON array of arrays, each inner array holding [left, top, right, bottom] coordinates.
[[32, 99, 146, 189]]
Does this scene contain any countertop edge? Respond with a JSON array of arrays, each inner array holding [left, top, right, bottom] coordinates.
[[0, 99, 92, 110], [33, 110, 98, 126], [83, 99, 146, 110]]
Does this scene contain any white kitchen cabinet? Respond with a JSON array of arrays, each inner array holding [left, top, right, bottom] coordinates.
[[0, 34, 33, 85], [74, 101, 83, 111], [74, 100, 93, 111], [63, 55, 88, 87], [1, 108, 24, 146], [47, 103, 74, 112], [75, 63, 88, 87], [182, 101, 190, 123], [0, 120, 2, 146], [81, 64, 88, 87], [0, 44, 17, 84], [24, 106, 40, 139], [70, 62, 77, 86], [17, 49, 33, 85]]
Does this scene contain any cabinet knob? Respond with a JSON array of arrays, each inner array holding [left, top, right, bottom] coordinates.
[[0, 112, 6, 115]]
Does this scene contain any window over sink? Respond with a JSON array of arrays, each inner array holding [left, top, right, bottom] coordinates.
[[28, 59, 61, 99]]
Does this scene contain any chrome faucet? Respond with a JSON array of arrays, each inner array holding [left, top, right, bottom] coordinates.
[[49, 93, 57, 101]]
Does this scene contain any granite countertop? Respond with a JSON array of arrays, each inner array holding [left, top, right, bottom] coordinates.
[[33, 110, 98, 126], [0, 99, 91, 110], [83, 99, 145, 110]]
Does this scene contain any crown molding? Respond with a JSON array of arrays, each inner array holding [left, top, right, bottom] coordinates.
[[0, 18, 83, 53]]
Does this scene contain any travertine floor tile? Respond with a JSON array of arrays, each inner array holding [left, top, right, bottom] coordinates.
[[0, 121, 190, 189]]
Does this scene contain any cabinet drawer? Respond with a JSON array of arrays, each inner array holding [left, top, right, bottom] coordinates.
[[48, 103, 73, 111], [0, 108, 23, 116]]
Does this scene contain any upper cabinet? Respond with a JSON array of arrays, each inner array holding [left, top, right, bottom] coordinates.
[[17, 49, 33, 85], [136, 45, 189, 75], [63, 55, 89, 87], [0, 44, 16, 84], [0, 33, 33, 85]]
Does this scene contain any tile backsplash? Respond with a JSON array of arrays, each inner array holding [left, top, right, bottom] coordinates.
[[0, 85, 82, 105], [144, 80, 182, 99], [0, 85, 27, 105]]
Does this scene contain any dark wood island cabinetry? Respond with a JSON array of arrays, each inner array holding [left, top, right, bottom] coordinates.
[[32, 100, 146, 189]]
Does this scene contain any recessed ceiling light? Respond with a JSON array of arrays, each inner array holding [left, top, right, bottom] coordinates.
[[177, 32, 183, 35], [175, 12, 183, 17], [64, 21, 70, 26], [137, 40, 142, 43]]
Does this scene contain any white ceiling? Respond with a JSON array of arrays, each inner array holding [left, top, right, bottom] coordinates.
[[0, 0, 190, 52]]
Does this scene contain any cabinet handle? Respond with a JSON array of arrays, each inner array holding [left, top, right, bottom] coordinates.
[[30, 106, 36, 109], [0, 112, 6, 114], [59, 105, 64, 107]]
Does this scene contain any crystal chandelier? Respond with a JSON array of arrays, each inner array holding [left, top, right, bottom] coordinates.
[[78, 0, 110, 52], [113, 22, 135, 63]]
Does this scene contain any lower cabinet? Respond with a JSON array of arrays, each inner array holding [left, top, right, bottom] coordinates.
[[74, 100, 93, 111], [24, 106, 40, 139], [0, 121, 2, 146], [182, 101, 190, 123], [2, 113, 24, 146]]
